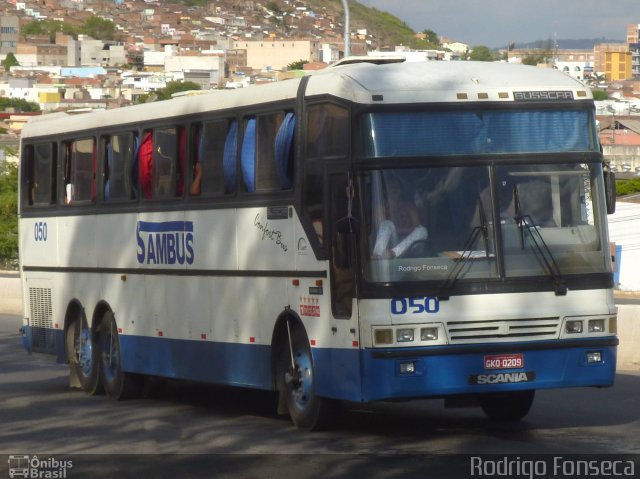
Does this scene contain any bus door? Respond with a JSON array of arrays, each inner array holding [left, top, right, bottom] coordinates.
[[325, 171, 363, 399]]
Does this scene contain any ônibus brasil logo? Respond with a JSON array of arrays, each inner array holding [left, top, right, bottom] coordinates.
[[8, 455, 73, 478]]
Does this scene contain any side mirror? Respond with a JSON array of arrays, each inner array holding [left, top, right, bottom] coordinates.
[[604, 168, 616, 215]]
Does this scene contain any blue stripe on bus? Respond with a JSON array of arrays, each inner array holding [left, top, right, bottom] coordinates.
[[23, 328, 616, 404], [137, 221, 194, 233], [359, 340, 617, 402]]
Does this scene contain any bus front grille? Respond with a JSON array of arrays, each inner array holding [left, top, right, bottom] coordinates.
[[446, 316, 561, 343]]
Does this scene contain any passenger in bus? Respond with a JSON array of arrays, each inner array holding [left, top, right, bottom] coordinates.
[[190, 161, 203, 196], [372, 177, 428, 258]]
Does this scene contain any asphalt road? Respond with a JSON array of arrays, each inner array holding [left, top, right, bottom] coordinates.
[[0, 313, 639, 479]]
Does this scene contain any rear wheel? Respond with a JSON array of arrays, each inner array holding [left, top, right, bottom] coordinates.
[[479, 390, 535, 421], [65, 311, 102, 395], [98, 311, 141, 400], [277, 324, 338, 430]]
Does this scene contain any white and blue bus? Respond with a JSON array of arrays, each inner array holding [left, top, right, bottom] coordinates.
[[19, 60, 618, 430]]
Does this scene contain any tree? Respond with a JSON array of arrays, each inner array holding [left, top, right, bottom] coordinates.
[[469, 45, 494, 62], [0, 97, 40, 112], [80, 17, 117, 41], [421, 29, 439, 45], [1, 52, 19, 71], [287, 60, 308, 70], [137, 81, 203, 103], [0, 158, 18, 269]]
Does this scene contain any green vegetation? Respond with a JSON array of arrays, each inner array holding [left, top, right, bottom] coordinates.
[[0, 158, 18, 270], [135, 81, 203, 103], [616, 177, 640, 197], [0, 97, 41, 112], [287, 59, 308, 70], [22, 17, 119, 42], [469, 45, 495, 62], [1, 52, 19, 71], [592, 90, 608, 101]]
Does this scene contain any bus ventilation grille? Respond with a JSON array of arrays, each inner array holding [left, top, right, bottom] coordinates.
[[446, 316, 561, 344], [28, 287, 54, 352]]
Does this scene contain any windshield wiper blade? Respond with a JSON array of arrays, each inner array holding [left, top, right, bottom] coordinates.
[[438, 200, 489, 300], [513, 188, 567, 296]]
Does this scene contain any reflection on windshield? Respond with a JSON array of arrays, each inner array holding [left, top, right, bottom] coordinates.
[[361, 163, 608, 285]]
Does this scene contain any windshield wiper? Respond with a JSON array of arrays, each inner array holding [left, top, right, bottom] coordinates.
[[513, 187, 567, 296], [438, 199, 489, 300]]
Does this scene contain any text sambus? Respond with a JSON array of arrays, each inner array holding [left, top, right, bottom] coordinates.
[[19, 60, 618, 429]]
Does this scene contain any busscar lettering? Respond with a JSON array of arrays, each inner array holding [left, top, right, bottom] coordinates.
[[136, 221, 194, 265], [254, 213, 288, 252], [513, 90, 574, 101]]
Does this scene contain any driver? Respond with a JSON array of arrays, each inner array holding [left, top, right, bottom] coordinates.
[[372, 177, 428, 258]]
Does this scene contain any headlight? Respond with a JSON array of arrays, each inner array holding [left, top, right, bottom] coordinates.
[[565, 320, 583, 334], [588, 319, 605, 333], [374, 329, 393, 345], [421, 327, 438, 341], [396, 328, 414, 342]]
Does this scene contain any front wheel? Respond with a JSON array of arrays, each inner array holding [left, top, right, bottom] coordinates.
[[479, 390, 535, 421], [98, 311, 141, 400], [278, 325, 338, 430]]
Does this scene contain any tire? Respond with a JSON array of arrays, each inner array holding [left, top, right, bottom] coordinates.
[[98, 311, 141, 400], [65, 311, 102, 395], [479, 390, 535, 421], [277, 325, 338, 430]]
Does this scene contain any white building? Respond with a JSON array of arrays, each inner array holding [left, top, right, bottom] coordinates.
[[608, 199, 640, 291]]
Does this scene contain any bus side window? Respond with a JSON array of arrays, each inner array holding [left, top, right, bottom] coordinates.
[[153, 128, 178, 199], [64, 138, 96, 204], [194, 120, 231, 196], [241, 112, 295, 194], [103, 133, 134, 202], [223, 120, 238, 194], [138, 131, 153, 199], [24, 144, 55, 207]]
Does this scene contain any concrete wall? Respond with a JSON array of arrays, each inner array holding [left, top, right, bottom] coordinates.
[[608, 201, 640, 291]]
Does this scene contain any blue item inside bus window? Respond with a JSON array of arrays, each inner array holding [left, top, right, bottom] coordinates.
[[131, 135, 140, 199], [241, 118, 256, 192], [275, 112, 295, 190], [362, 110, 596, 157], [223, 120, 238, 194]]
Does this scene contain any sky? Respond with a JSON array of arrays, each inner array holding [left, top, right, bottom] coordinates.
[[356, 0, 639, 48]]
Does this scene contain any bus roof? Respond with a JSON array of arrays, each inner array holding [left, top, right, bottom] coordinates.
[[305, 60, 592, 105], [21, 61, 591, 139]]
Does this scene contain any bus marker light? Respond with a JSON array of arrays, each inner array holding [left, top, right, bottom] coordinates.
[[118, 328, 122, 334], [400, 362, 415, 374], [586, 351, 602, 364], [158, 331, 164, 337], [201, 333, 207, 340], [54, 323, 59, 329], [250, 337, 255, 343], [565, 320, 583, 334], [292, 279, 299, 286], [397, 328, 414, 343], [310, 339, 317, 346], [352, 341, 359, 348], [315, 279, 323, 287], [374, 329, 393, 345], [588, 319, 605, 333]]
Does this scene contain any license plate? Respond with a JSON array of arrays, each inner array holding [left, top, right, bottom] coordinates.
[[484, 353, 524, 370]]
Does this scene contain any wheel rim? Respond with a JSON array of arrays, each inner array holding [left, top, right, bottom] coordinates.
[[101, 325, 119, 383], [77, 327, 94, 377], [289, 347, 313, 411]]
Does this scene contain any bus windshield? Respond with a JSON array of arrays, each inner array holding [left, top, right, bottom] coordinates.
[[360, 162, 609, 285]]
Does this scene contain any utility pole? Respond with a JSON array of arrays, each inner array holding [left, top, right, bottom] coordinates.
[[341, 0, 350, 58]]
